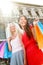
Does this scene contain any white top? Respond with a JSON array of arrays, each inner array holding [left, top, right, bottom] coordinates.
[[10, 35, 23, 53]]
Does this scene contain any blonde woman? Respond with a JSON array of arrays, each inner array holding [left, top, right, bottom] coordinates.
[[7, 23, 26, 65]]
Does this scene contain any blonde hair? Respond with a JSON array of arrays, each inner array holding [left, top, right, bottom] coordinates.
[[6, 22, 19, 37]]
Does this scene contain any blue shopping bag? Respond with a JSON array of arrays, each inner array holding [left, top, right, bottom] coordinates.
[[3, 42, 12, 58], [37, 21, 43, 34]]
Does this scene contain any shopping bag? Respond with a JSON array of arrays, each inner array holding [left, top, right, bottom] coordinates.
[[34, 24, 43, 49], [37, 21, 43, 34], [0, 41, 5, 58], [3, 42, 12, 58]]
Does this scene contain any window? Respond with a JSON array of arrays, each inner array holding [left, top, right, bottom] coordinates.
[[35, 11, 40, 17], [28, 11, 32, 17], [0, 23, 6, 39]]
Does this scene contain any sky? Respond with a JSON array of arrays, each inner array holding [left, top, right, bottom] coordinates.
[[0, 0, 43, 17], [12, 0, 43, 6]]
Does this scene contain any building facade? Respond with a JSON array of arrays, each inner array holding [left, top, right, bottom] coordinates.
[[0, 2, 43, 40]]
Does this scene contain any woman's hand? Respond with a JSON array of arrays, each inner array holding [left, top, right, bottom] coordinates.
[[33, 18, 39, 23], [7, 37, 12, 51]]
